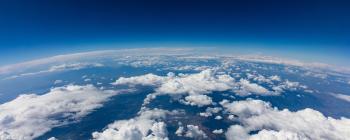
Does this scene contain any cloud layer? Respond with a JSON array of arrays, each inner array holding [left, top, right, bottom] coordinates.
[[114, 70, 287, 107], [0, 85, 116, 140], [92, 109, 170, 140], [222, 99, 350, 140]]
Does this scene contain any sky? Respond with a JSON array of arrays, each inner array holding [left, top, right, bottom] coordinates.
[[0, 0, 349, 66]]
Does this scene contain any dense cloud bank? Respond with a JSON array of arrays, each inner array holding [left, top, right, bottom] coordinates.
[[92, 109, 172, 140], [222, 99, 350, 140], [0, 85, 116, 140]]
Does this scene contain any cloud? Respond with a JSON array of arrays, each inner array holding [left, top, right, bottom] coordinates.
[[0, 48, 194, 76], [113, 73, 166, 86], [269, 75, 281, 81], [223, 99, 350, 140], [53, 80, 63, 84], [220, 99, 271, 118], [231, 55, 350, 74], [249, 129, 308, 140], [212, 129, 223, 134], [175, 123, 208, 138], [214, 115, 223, 120], [114, 70, 238, 106], [271, 80, 307, 93], [2, 48, 349, 78], [246, 73, 272, 84], [0, 85, 117, 140], [114, 70, 235, 95], [184, 125, 207, 138], [180, 94, 213, 107], [235, 79, 276, 96], [199, 107, 222, 117], [115, 70, 283, 107], [0, 50, 114, 75], [156, 71, 234, 95], [225, 125, 249, 140], [92, 108, 171, 140], [330, 93, 350, 103], [47, 137, 58, 140], [175, 126, 185, 137], [5, 63, 104, 80]]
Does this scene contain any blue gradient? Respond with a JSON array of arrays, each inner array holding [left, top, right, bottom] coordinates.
[[0, 0, 349, 66]]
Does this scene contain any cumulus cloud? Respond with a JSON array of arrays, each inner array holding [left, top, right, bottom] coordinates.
[[199, 107, 222, 117], [272, 80, 307, 93], [330, 93, 350, 103], [269, 75, 281, 81], [223, 99, 350, 140], [249, 129, 309, 140], [47, 137, 58, 140], [246, 73, 272, 84], [212, 129, 223, 134], [180, 94, 213, 107], [114, 70, 237, 106], [114, 70, 235, 95], [0, 85, 117, 140], [175, 126, 185, 137], [114, 70, 281, 107], [181, 125, 207, 139], [220, 99, 271, 117], [214, 115, 223, 120], [112, 73, 166, 86], [235, 79, 276, 96], [92, 108, 170, 140]]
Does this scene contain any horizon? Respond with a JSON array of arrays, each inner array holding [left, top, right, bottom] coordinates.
[[1, 0, 349, 68]]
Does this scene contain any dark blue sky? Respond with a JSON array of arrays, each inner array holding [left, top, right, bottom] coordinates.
[[0, 0, 349, 65]]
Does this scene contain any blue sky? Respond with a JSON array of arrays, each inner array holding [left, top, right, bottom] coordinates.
[[0, 0, 349, 66]]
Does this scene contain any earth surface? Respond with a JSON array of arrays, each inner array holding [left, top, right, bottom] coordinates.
[[0, 48, 350, 140]]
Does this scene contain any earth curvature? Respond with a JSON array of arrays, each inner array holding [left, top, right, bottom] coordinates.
[[0, 48, 350, 140]]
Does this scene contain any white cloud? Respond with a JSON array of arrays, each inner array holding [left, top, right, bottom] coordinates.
[[156, 70, 235, 95], [0, 48, 194, 76], [181, 94, 213, 107], [0, 50, 113, 75], [54, 80, 63, 84], [114, 70, 235, 95], [269, 75, 281, 81], [230, 55, 350, 74], [223, 99, 350, 140], [0, 85, 117, 140], [214, 115, 223, 120], [115, 70, 283, 107], [92, 109, 171, 140], [184, 125, 207, 139], [47, 137, 58, 140], [247, 74, 273, 84], [175, 124, 208, 138], [272, 80, 307, 93], [114, 70, 237, 106], [112, 73, 166, 86], [220, 99, 271, 118], [330, 93, 350, 103], [212, 129, 223, 134], [225, 125, 249, 140], [175, 126, 185, 136], [199, 107, 222, 117], [249, 129, 309, 140], [235, 79, 276, 96], [5, 63, 104, 80]]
